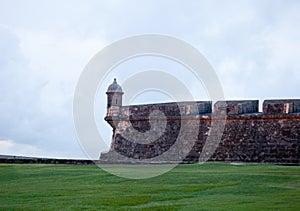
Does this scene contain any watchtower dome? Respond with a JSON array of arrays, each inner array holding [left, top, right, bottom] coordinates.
[[106, 78, 123, 108]]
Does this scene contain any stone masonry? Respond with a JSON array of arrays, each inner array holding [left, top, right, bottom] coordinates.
[[100, 79, 300, 164]]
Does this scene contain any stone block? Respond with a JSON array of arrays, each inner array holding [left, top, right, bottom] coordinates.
[[214, 100, 258, 115], [263, 99, 300, 114]]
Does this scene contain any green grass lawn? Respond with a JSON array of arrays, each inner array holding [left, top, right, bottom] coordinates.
[[0, 163, 299, 210]]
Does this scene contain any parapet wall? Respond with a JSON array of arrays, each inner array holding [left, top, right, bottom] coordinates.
[[214, 100, 258, 115], [101, 99, 300, 164], [106, 101, 212, 118], [263, 99, 300, 114]]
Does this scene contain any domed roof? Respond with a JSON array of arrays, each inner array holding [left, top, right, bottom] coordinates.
[[107, 78, 123, 93]]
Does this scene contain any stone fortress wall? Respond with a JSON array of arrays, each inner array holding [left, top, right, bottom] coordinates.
[[100, 80, 300, 164]]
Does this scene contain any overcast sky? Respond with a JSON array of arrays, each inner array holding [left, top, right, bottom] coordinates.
[[0, 0, 300, 159]]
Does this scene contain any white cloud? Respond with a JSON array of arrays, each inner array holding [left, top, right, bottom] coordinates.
[[0, 25, 107, 158], [17, 29, 107, 115], [0, 139, 84, 159], [0, 139, 45, 157], [18, 29, 107, 81], [0, 0, 300, 158]]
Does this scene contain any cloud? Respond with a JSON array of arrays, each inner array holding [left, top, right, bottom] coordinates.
[[0, 139, 81, 158], [195, 1, 300, 102], [0, 0, 300, 158], [0, 25, 107, 159], [0, 139, 43, 157]]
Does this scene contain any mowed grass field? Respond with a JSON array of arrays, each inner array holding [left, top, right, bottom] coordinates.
[[0, 163, 299, 210]]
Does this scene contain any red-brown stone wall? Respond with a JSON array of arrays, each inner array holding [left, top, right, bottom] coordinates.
[[101, 100, 300, 164]]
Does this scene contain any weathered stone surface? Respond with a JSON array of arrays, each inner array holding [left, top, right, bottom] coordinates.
[[101, 99, 300, 165], [185, 115, 300, 164], [263, 99, 300, 114], [214, 100, 258, 115]]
